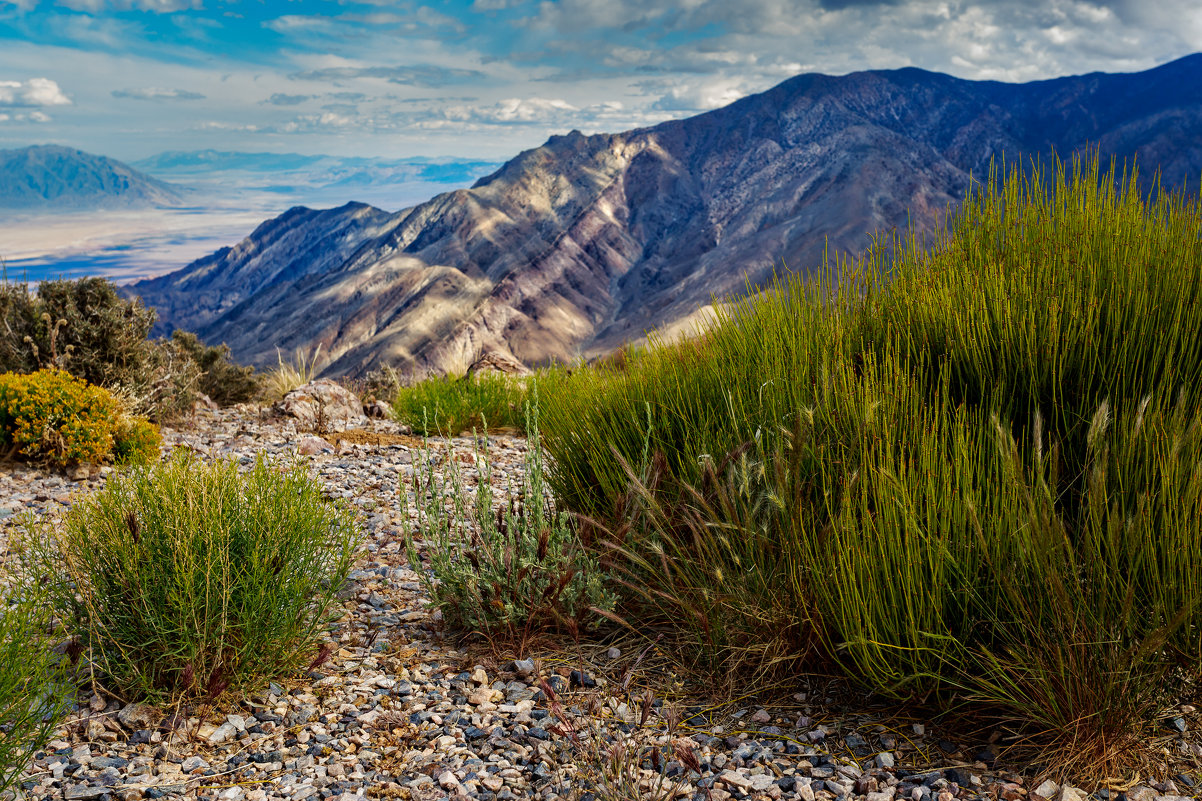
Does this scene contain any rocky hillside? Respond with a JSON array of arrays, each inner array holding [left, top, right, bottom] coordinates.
[[130, 54, 1202, 377], [0, 144, 184, 209]]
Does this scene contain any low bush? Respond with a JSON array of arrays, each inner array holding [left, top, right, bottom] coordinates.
[[0, 369, 120, 465], [170, 330, 260, 407], [0, 369, 161, 467], [16, 452, 360, 703], [539, 156, 1202, 776], [391, 371, 528, 435], [112, 415, 163, 466], [0, 586, 72, 796], [403, 401, 614, 647], [0, 277, 257, 419]]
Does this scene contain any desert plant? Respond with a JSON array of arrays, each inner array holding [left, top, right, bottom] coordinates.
[[111, 415, 162, 466], [403, 400, 614, 646], [262, 345, 322, 402], [0, 585, 73, 796], [0, 276, 259, 420], [538, 154, 1202, 777], [0, 369, 120, 465], [16, 452, 360, 703], [170, 330, 259, 406], [391, 371, 529, 435]]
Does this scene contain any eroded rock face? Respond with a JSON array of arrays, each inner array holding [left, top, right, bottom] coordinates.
[[273, 380, 367, 433], [131, 56, 1202, 378], [466, 351, 530, 378]]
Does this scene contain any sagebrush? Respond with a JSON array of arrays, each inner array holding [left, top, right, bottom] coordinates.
[[17, 452, 360, 702]]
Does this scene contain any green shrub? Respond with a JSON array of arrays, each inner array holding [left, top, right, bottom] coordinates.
[[391, 372, 528, 435], [17, 452, 360, 703], [403, 401, 614, 645], [539, 156, 1202, 775], [0, 369, 119, 465], [0, 585, 72, 796], [170, 331, 260, 406], [112, 415, 162, 466], [0, 277, 259, 419]]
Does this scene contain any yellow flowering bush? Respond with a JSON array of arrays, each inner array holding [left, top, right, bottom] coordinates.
[[0, 369, 157, 467]]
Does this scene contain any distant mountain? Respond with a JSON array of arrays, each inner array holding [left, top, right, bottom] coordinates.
[[130, 54, 1202, 377], [133, 150, 501, 193], [0, 145, 185, 210]]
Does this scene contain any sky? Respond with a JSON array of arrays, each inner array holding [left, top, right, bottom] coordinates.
[[0, 0, 1200, 162]]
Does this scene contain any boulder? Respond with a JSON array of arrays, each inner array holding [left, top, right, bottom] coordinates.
[[274, 380, 367, 433], [466, 350, 529, 378]]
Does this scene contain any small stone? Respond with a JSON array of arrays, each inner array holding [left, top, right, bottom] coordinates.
[[438, 771, 460, 790], [513, 659, 535, 677], [208, 721, 238, 744], [181, 756, 209, 773], [798, 783, 817, 801], [471, 667, 489, 685], [1059, 787, 1087, 801], [720, 770, 752, 790], [296, 436, 334, 456], [751, 709, 771, 724], [606, 647, 621, 660], [117, 702, 162, 731], [1035, 780, 1060, 799], [876, 751, 896, 769]]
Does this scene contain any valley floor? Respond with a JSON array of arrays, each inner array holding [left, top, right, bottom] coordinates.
[[3, 408, 1198, 801]]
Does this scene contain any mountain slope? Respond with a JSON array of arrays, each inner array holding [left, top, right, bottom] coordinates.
[[131, 54, 1202, 376], [0, 145, 184, 209]]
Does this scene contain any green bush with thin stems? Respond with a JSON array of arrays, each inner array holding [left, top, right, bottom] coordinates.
[[0, 585, 73, 796], [402, 400, 615, 647], [391, 371, 529, 435], [16, 452, 360, 703], [538, 155, 1202, 778]]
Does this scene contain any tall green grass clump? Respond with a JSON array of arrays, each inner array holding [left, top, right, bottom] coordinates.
[[0, 586, 72, 795], [540, 156, 1202, 775], [392, 372, 528, 435], [16, 453, 359, 703]]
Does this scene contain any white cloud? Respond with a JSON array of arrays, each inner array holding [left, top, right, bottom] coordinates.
[[0, 77, 71, 108], [112, 87, 205, 101], [55, 0, 201, 11]]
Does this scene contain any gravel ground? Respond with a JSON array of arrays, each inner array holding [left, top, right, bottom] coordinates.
[[2, 407, 1200, 801]]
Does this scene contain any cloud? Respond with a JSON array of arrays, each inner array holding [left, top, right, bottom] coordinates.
[[55, 0, 201, 11], [650, 79, 751, 111], [265, 93, 313, 106], [289, 65, 486, 87], [0, 77, 71, 107], [0, 110, 52, 123], [111, 87, 205, 101]]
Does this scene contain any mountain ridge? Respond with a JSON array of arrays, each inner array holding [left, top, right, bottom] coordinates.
[[0, 145, 185, 210], [129, 54, 1202, 377]]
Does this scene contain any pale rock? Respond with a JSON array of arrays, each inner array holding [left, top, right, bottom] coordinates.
[[275, 380, 368, 433], [1034, 780, 1059, 800], [296, 435, 333, 455]]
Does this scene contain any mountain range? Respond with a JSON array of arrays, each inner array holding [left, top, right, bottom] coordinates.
[[129, 54, 1202, 377], [0, 145, 184, 210]]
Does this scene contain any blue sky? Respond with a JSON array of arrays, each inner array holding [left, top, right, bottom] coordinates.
[[0, 0, 1199, 162]]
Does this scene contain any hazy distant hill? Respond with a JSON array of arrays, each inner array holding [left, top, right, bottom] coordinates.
[[131, 54, 1202, 377], [133, 150, 501, 195], [0, 145, 185, 210]]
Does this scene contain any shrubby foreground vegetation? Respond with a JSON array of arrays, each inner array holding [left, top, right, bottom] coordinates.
[[529, 157, 1202, 774]]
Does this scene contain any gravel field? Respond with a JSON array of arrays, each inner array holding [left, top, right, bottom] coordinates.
[[2, 407, 1199, 801]]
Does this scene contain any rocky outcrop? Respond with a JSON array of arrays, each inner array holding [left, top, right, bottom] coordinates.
[[130, 54, 1202, 377], [273, 380, 368, 433]]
